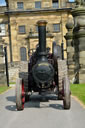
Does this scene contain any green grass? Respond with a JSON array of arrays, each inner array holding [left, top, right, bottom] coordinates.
[[71, 84, 85, 105], [9, 82, 16, 85], [0, 86, 10, 94]]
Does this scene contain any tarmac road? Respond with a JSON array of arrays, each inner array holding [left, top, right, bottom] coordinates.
[[0, 87, 85, 128]]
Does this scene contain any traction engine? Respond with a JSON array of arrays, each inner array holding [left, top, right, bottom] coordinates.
[[16, 20, 71, 111]]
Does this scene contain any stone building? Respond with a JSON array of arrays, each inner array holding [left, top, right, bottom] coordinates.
[[0, 0, 75, 82], [0, 0, 75, 62]]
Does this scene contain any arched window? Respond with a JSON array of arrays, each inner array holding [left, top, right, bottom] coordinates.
[[20, 47, 27, 61]]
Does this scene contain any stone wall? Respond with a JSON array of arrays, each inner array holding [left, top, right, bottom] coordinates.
[[8, 62, 20, 82], [9, 11, 69, 62], [8, 61, 28, 82], [7, 0, 72, 10]]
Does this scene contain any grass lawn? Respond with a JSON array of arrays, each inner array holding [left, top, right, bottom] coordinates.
[[0, 86, 10, 94], [71, 84, 85, 105], [9, 82, 16, 85]]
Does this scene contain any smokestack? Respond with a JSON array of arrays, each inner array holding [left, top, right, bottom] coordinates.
[[37, 20, 47, 56]]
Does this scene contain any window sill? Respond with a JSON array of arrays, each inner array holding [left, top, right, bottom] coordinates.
[[67, 1, 75, 3], [17, 8, 24, 10], [35, 8, 41, 10], [53, 31, 60, 33], [18, 32, 26, 34]]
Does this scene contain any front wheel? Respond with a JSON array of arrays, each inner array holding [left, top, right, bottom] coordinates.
[[16, 78, 25, 111], [63, 76, 71, 109]]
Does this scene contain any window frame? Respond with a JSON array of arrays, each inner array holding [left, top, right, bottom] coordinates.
[[35, 25, 38, 32], [18, 25, 26, 34], [35, 1, 41, 9], [52, 0, 59, 8], [62, 1, 66, 7], [20, 47, 27, 61], [17, 2, 24, 9], [0, 24, 6, 36], [53, 23, 60, 32]]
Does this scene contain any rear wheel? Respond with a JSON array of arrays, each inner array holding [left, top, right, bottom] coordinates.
[[16, 78, 25, 111], [63, 76, 71, 109]]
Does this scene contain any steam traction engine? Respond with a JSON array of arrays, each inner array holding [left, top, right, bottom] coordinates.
[[16, 20, 71, 111]]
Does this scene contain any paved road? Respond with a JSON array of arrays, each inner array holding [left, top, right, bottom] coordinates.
[[0, 88, 85, 128]]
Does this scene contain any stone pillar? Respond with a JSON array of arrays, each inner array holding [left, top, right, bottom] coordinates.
[[71, 0, 85, 83], [64, 19, 75, 81], [0, 37, 7, 86]]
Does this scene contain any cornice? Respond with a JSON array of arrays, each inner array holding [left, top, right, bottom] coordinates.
[[5, 8, 72, 15]]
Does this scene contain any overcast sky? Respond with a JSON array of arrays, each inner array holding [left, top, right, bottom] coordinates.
[[0, 0, 75, 6]]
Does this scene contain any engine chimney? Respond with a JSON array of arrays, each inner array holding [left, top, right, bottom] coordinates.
[[37, 20, 47, 56]]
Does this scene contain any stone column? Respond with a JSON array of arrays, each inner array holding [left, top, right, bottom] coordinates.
[[71, 0, 85, 83], [76, 18, 85, 83], [64, 19, 75, 81]]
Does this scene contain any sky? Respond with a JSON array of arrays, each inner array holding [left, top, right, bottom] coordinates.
[[0, 0, 75, 6], [0, 0, 6, 6], [69, 0, 75, 2]]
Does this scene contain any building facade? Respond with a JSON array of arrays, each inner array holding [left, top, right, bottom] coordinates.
[[0, 0, 75, 63]]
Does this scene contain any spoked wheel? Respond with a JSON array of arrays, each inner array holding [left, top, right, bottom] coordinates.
[[63, 76, 71, 109], [16, 78, 25, 111]]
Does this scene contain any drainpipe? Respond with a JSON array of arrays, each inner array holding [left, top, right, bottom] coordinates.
[[6, 1, 13, 62]]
